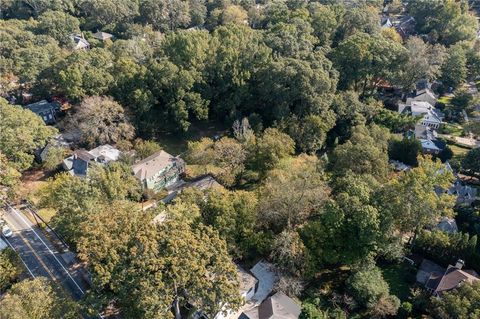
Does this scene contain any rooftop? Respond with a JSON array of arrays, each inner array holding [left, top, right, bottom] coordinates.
[[25, 100, 59, 114], [132, 150, 183, 181]]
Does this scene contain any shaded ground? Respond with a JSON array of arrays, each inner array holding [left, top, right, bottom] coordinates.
[[381, 263, 416, 302]]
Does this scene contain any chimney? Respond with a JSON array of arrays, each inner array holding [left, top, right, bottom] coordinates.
[[455, 259, 465, 270]]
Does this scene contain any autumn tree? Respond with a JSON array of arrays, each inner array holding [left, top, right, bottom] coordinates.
[[77, 201, 242, 319], [0, 248, 22, 292], [0, 152, 21, 201], [133, 139, 162, 160], [0, 278, 79, 319], [72, 96, 135, 148], [379, 157, 455, 245]]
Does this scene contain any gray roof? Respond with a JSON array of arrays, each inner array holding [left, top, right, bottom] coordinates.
[[132, 150, 184, 181], [436, 217, 458, 234], [25, 100, 59, 114], [241, 292, 301, 319], [426, 265, 479, 295], [92, 31, 113, 41]]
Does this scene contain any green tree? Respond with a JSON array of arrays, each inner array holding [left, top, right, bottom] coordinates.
[[309, 3, 339, 47], [0, 278, 79, 319], [388, 137, 422, 166], [258, 155, 329, 233], [248, 128, 295, 174], [71, 96, 135, 148], [332, 32, 407, 95], [346, 265, 401, 318], [430, 281, 480, 319], [380, 157, 455, 244], [330, 124, 391, 181], [0, 99, 57, 170], [408, 0, 478, 46], [338, 4, 380, 39], [77, 201, 242, 319], [0, 152, 21, 201], [36, 10, 80, 46], [134, 139, 162, 160], [0, 248, 22, 292], [463, 148, 480, 176], [43, 146, 68, 171], [139, 0, 191, 32], [80, 0, 139, 29], [396, 37, 447, 91], [441, 44, 468, 89], [89, 162, 142, 202]]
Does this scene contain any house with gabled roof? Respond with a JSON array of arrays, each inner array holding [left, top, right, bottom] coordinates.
[[62, 144, 121, 177], [132, 150, 185, 192], [24, 100, 61, 124], [239, 291, 301, 319], [92, 31, 113, 41], [420, 259, 480, 297]]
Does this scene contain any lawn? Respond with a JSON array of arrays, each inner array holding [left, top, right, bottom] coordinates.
[[449, 143, 470, 158], [381, 263, 415, 301], [438, 95, 452, 106], [441, 123, 464, 137]]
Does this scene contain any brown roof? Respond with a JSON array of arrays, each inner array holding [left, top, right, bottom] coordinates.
[[74, 149, 94, 162], [427, 265, 480, 295], [132, 150, 183, 181]]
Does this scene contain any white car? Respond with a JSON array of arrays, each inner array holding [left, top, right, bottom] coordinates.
[[2, 225, 13, 238]]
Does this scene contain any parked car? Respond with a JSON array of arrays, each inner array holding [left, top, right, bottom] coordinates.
[[2, 225, 13, 238]]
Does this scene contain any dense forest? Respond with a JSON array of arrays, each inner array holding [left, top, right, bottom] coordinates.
[[1, 0, 480, 319]]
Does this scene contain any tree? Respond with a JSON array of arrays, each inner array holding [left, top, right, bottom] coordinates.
[[271, 230, 307, 276], [347, 266, 399, 316], [379, 157, 455, 244], [77, 201, 242, 319], [79, 0, 139, 29], [0, 99, 57, 171], [463, 148, 480, 176], [441, 44, 468, 89], [0, 152, 21, 201], [395, 37, 447, 91], [133, 139, 162, 160], [258, 155, 329, 233], [0, 248, 22, 292], [388, 137, 422, 166], [332, 33, 407, 95], [36, 10, 80, 46], [89, 162, 142, 202], [0, 278, 78, 319], [72, 96, 135, 148], [338, 4, 380, 39], [282, 114, 335, 154], [430, 281, 480, 319], [309, 3, 339, 47], [139, 0, 191, 32], [51, 48, 114, 101], [330, 124, 391, 181], [248, 128, 295, 174], [43, 146, 68, 171], [408, 0, 478, 46]]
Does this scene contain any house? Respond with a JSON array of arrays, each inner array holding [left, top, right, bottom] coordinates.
[[92, 31, 113, 41], [24, 100, 60, 124], [62, 144, 121, 177], [239, 292, 302, 319], [37, 134, 70, 163], [399, 100, 443, 129], [448, 180, 478, 205], [71, 34, 90, 50], [381, 16, 393, 28], [420, 138, 445, 155], [418, 259, 480, 297], [435, 217, 458, 234], [395, 15, 416, 39], [410, 88, 438, 107], [405, 124, 437, 141], [132, 150, 185, 192]]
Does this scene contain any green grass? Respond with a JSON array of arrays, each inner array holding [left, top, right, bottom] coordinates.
[[381, 263, 415, 302], [449, 143, 470, 157], [438, 95, 453, 106], [441, 123, 464, 137]]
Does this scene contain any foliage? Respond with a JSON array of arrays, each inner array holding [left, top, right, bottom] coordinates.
[[0, 152, 21, 200], [441, 45, 468, 89], [408, 0, 478, 46], [36, 10, 80, 46], [462, 148, 480, 176], [43, 146, 68, 171], [133, 139, 162, 160], [0, 99, 57, 171], [77, 201, 242, 319], [330, 124, 391, 181], [430, 281, 480, 319], [0, 278, 79, 319], [0, 248, 22, 293], [71, 96, 135, 148], [388, 137, 422, 166]]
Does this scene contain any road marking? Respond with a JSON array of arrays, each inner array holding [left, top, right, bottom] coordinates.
[[7, 205, 85, 296], [3, 235, 36, 278], [14, 229, 58, 282]]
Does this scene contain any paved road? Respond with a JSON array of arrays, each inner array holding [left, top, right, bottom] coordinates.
[[1, 205, 89, 301]]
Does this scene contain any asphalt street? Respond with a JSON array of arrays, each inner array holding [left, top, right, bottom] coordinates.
[[1, 205, 88, 301]]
